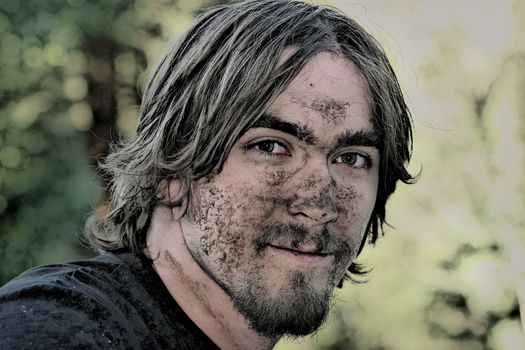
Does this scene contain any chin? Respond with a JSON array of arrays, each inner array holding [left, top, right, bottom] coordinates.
[[227, 268, 337, 338]]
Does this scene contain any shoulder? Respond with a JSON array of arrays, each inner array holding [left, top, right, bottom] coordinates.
[[0, 251, 219, 350], [0, 251, 144, 349]]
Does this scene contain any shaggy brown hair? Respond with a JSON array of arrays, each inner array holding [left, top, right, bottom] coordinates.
[[85, 0, 416, 281]]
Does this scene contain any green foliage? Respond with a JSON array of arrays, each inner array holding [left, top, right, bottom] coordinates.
[[0, 1, 102, 283], [0, 0, 217, 283]]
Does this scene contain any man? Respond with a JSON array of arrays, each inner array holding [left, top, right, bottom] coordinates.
[[0, 0, 415, 349]]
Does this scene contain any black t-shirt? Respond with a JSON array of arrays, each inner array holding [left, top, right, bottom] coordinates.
[[0, 250, 219, 349]]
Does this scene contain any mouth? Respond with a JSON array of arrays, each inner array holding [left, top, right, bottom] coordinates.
[[267, 244, 333, 266]]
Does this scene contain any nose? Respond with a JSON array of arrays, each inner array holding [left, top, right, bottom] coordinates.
[[286, 158, 338, 226]]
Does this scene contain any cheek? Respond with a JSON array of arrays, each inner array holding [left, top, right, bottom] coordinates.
[[335, 183, 377, 244], [187, 187, 246, 276], [338, 183, 377, 212], [186, 177, 279, 269], [266, 168, 289, 187]]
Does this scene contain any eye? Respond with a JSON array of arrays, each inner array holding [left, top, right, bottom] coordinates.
[[333, 152, 372, 169], [247, 139, 291, 156]]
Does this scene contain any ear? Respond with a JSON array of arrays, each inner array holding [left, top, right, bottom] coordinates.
[[157, 178, 185, 206]]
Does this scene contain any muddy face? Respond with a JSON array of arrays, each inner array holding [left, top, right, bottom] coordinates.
[[179, 53, 379, 337]]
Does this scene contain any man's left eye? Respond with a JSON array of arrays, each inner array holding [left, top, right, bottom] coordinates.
[[248, 140, 290, 156], [333, 152, 371, 169]]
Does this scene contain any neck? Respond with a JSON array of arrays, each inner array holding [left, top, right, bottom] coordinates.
[[146, 206, 278, 350]]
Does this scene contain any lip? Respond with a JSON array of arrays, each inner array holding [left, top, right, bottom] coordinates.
[[267, 244, 332, 266]]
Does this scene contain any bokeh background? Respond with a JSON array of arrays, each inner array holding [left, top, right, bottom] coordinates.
[[0, 0, 524, 349]]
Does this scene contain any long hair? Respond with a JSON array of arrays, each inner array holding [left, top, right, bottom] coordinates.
[[85, 0, 416, 281]]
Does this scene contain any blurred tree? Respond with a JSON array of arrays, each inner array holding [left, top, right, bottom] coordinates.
[[423, 51, 525, 350], [0, 0, 224, 284]]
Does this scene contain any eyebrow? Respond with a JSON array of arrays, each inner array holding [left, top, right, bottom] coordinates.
[[250, 113, 380, 150], [334, 129, 381, 150], [251, 113, 318, 144]]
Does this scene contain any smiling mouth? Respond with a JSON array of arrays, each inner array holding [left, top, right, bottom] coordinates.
[[267, 244, 332, 265], [269, 244, 330, 255]]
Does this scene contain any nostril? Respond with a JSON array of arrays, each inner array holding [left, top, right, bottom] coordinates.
[[289, 206, 338, 225]]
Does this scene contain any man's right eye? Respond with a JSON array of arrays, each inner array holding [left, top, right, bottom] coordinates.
[[247, 139, 291, 156]]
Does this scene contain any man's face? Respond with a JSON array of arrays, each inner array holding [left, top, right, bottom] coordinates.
[[179, 52, 379, 337]]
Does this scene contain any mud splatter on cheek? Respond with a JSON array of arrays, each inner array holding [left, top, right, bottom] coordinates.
[[334, 186, 372, 251], [188, 182, 231, 247], [213, 233, 248, 275], [192, 178, 272, 277], [335, 185, 367, 220], [335, 187, 358, 210], [266, 168, 286, 187], [199, 235, 212, 256], [264, 163, 302, 188]]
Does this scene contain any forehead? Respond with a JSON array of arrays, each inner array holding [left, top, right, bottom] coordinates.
[[267, 52, 372, 139]]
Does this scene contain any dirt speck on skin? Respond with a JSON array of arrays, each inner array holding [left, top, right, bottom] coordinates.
[[188, 180, 258, 278], [200, 235, 211, 255], [335, 186, 363, 220], [303, 174, 321, 190], [267, 169, 287, 187], [310, 98, 350, 125]]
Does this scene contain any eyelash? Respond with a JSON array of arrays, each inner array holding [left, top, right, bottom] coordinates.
[[333, 152, 373, 170], [246, 139, 291, 157]]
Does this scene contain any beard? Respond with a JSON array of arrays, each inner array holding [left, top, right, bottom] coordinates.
[[219, 223, 351, 338], [228, 270, 332, 337]]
